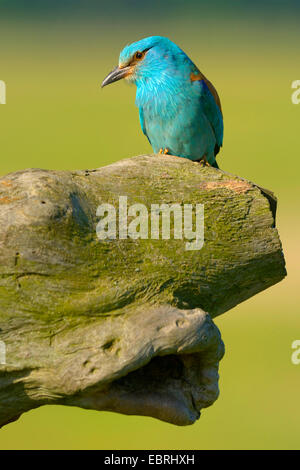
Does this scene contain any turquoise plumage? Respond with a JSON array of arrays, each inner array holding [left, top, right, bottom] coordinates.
[[102, 36, 223, 168]]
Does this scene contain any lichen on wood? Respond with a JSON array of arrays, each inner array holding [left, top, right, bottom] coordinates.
[[0, 155, 286, 427]]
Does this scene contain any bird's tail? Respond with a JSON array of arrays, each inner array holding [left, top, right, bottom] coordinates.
[[212, 160, 219, 169]]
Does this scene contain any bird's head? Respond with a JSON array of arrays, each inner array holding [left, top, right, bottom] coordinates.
[[101, 36, 190, 89]]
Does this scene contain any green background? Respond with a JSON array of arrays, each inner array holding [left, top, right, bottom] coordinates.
[[0, 0, 299, 450]]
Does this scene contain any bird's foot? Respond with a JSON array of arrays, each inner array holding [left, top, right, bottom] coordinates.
[[198, 156, 211, 167], [159, 148, 170, 155]]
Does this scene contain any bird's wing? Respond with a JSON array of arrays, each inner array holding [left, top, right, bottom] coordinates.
[[199, 79, 223, 152], [139, 107, 147, 135], [139, 107, 152, 145], [192, 70, 223, 153]]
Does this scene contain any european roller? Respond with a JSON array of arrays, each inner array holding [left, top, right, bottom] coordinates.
[[102, 36, 223, 168]]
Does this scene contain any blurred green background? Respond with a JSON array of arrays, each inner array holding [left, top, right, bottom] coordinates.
[[0, 0, 299, 450]]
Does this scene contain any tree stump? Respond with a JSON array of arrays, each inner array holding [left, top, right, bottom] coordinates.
[[0, 155, 286, 427]]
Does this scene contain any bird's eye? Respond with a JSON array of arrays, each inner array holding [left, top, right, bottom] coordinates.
[[134, 51, 144, 61]]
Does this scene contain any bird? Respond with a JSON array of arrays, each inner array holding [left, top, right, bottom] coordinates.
[[101, 36, 223, 168]]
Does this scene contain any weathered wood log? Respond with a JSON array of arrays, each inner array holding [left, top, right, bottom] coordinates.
[[0, 155, 286, 427]]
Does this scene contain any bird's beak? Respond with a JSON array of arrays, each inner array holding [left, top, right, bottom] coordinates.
[[101, 65, 132, 88]]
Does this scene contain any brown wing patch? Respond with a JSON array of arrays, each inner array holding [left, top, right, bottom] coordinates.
[[190, 70, 222, 115]]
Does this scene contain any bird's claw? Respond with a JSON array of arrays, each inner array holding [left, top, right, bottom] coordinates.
[[199, 156, 211, 167], [159, 148, 170, 155]]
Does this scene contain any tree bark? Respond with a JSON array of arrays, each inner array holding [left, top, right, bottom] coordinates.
[[0, 155, 286, 427]]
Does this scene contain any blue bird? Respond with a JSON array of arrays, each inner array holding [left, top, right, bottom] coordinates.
[[101, 36, 223, 168]]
